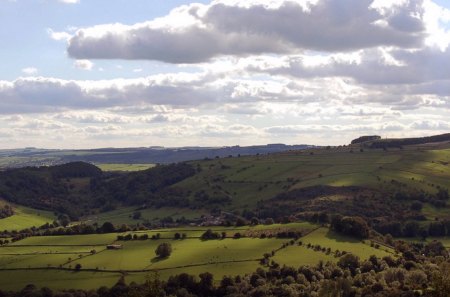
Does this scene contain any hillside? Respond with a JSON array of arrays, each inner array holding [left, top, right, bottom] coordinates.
[[0, 136, 447, 235]]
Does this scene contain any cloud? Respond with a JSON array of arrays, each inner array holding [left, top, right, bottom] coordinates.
[[0, 73, 222, 114], [47, 29, 72, 41], [58, 0, 79, 4], [66, 0, 426, 63], [21, 67, 38, 75], [73, 60, 94, 70]]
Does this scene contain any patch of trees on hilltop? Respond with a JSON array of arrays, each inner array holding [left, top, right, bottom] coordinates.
[[369, 133, 450, 149], [0, 167, 69, 212], [351, 135, 381, 144], [49, 161, 102, 178]]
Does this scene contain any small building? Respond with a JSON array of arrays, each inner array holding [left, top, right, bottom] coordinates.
[[106, 244, 123, 250]]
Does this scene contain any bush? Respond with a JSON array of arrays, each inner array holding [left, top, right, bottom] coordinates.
[[201, 229, 220, 240]]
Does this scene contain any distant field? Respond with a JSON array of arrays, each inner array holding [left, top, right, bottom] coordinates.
[[0, 204, 55, 231], [81, 207, 205, 226], [0, 222, 399, 290], [95, 163, 155, 172], [400, 237, 450, 249], [421, 203, 450, 221]]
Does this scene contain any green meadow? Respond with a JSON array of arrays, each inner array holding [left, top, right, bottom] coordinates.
[[0, 223, 381, 290], [0, 204, 55, 232], [95, 163, 155, 172], [81, 207, 205, 226]]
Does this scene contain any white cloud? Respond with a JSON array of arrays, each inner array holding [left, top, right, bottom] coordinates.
[[58, 0, 79, 4], [21, 67, 38, 75], [73, 60, 94, 70], [47, 28, 72, 41], [66, 0, 425, 63]]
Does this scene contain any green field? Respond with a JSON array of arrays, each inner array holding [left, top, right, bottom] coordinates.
[[422, 203, 450, 221], [300, 228, 395, 259], [95, 163, 155, 172], [272, 227, 394, 268], [0, 223, 340, 290], [81, 207, 206, 226], [0, 204, 55, 231]]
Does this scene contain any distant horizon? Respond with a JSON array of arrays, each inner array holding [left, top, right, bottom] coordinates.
[[0, 143, 315, 151], [1, 131, 449, 151]]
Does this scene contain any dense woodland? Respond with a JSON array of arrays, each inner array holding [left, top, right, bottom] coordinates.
[[0, 162, 196, 218]]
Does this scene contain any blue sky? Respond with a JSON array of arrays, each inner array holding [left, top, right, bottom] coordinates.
[[1, 0, 450, 148], [0, 0, 210, 80]]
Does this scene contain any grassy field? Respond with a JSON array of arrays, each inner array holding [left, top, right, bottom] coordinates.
[[421, 203, 450, 221], [81, 207, 206, 226], [300, 228, 395, 259], [0, 223, 339, 290], [95, 163, 155, 172], [273, 244, 336, 267], [0, 204, 56, 231]]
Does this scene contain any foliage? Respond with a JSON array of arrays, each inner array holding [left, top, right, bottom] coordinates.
[[331, 215, 370, 239], [0, 162, 196, 218], [155, 242, 172, 258]]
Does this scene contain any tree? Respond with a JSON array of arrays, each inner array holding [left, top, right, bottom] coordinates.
[[100, 222, 115, 233], [432, 262, 450, 297], [331, 216, 370, 239], [155, 242, 172, 258], [201, 229, 220, 240], [265, 218, 275, 225], [235, 218, 246, 227], [75, 263, 82, 271], [337, 253, 360, 275], [250, 217, 259, 226]]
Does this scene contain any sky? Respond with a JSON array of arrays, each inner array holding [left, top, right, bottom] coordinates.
[[1, 0, 450, 149]]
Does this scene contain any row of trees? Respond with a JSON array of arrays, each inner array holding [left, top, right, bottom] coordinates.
[[374, 220, 450, 238]]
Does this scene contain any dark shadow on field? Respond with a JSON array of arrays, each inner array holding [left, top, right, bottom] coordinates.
[[325, 229, 360, 243], [150, 256, 168, 263]]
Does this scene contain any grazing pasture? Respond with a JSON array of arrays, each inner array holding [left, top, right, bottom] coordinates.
[[0, 223, 362, 290], [81, 207, 205, 226], [95, 163, 155, 172], [0, 204, 55, 232]]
